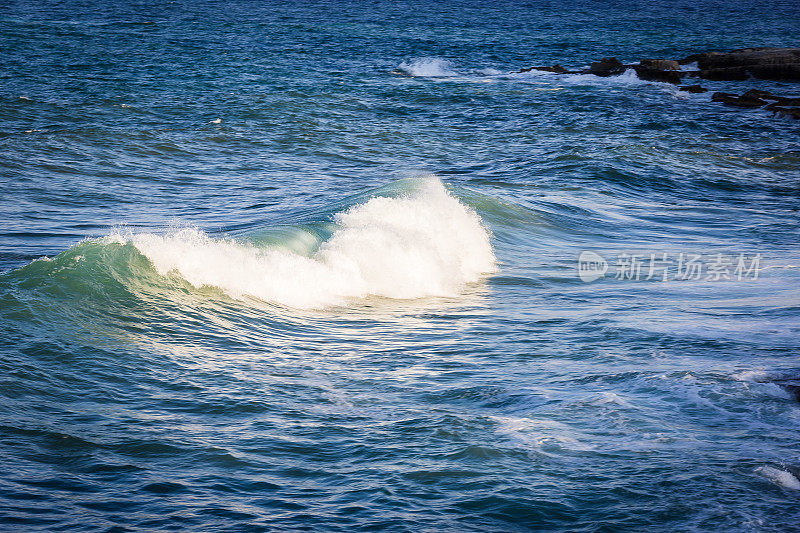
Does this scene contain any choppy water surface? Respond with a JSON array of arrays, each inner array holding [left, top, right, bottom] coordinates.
[[2, 1, 800, 531]]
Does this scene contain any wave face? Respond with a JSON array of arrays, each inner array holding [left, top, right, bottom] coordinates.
[[116, 177, 495, 309]]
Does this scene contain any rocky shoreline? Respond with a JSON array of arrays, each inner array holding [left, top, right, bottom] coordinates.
[[521, 47, 800, 119]]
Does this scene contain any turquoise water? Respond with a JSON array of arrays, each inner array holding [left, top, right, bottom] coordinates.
[[2, 1, 800, 531]]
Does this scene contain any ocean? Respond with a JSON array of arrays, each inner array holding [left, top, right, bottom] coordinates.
[[1, 1, 800, 531]]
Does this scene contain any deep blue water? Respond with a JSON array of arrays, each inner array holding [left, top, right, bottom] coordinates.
[[2, 1, 800, 531]]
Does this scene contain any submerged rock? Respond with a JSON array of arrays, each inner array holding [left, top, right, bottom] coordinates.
[[679, 84, 707, 93], [711, 92, 767, 108], [767, 106, 800, 119]]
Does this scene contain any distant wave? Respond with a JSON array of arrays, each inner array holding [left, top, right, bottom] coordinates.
[[397, 58, 457, 77], [112, 177, 496, 309], [396, 59, 679, 90]]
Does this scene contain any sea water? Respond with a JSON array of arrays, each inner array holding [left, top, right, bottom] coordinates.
[[1, 0, 800, 531]]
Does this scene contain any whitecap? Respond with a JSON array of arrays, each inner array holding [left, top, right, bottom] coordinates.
[[755, 465, 800, 489], [397, 58, 457, 77], [118, 177, 497, 309]]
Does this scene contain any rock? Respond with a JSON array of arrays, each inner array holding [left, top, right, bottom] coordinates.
[[709, 89, 800, 117], [640, 59, 680, 70], [767, 106, 800, 119], [520, 64, 569, 74], [773, 96, 800, 106], [700, 67, 750, 81], [586, 57, 626, 77], [711, 92, 736, 101], [684, 47, 800, 81], [631, 64, 682, 84], [678, 53, 705, 65], [679, 84, 707, 93], [742, 89, 774, 99], [711, 91, 767, 108]]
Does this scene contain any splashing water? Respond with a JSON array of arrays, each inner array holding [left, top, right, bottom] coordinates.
[[397, 58, 457, 77], [118, 177, 496, 309]]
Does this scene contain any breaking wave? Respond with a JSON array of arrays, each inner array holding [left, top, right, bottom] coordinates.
[[112, 177, 496, 309]]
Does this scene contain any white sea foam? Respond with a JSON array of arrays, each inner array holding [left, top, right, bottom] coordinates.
[[513, 67, 658, 88], [493, 416, 594, 452], [755, 466, 800, 490], [731, 369, 793, 383], [561, 68, 651, 86], [118, 177, 496, 309], [589, 391, 634, 407], [398, 58, 457, 77], [475, 67, 503, 76], [733, 370, 772, 382]]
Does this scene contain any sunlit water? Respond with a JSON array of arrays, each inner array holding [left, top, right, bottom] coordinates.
[[2, 1, 800, 531]]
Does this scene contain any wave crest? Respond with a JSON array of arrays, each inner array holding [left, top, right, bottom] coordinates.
[[123, 178, 496, 309]]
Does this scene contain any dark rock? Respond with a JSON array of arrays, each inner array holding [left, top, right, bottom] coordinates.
[[700, 67, 750, 81], [711, 91, 767, 108], [632, 64, 682, 84], [678, 53, 705, 65], [679, 84, 708, 93], [685, 47, 800, 81], [696, 47, 798, 69], [711, 92, 736, 101], [749, 64, 800, 81], [773, 96, 800, 106], [742, 89, 774, 99], [767, 106, 800, 119], [586, 57, 626, 77], [520, 64, 569, 74], [640, 59, 680, 71]]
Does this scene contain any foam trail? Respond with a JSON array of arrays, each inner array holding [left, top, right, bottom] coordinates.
[[560, 68, 651, 86], [398, 58, 456, 77], [122, 177, 496, 309]]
